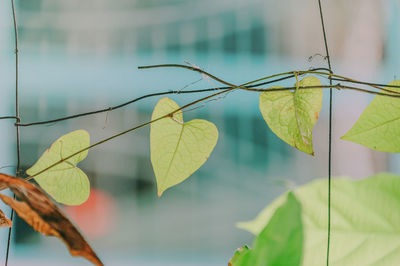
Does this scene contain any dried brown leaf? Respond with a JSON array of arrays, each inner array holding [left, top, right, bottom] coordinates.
[[0, 174, 103, 266], [0, 208, 12, 227]]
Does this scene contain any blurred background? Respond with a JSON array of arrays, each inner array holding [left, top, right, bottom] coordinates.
[[0, 0, 399, 265]]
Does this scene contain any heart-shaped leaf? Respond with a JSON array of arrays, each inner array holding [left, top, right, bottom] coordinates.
[[259, 76, 323, 155], [238, 173, 400, 266], [230, 192, 303, 266], [150, 97, 218, 196], [26, 130, 90, 205], [341, 80, 400, 152], [0, 173, 102, 265]]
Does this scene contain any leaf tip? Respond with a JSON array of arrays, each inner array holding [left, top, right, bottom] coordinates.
[[0, 209, 12, 228]]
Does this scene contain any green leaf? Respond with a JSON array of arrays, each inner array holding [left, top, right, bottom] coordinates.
[[238, 173, 400, 266], [341, 80, 400, 152], [229, 246, 250, 266], [231, 192, 303, 266], [26, 130, 90, 206], [150, 97, 218, 196], [259, 76, 323, 155]]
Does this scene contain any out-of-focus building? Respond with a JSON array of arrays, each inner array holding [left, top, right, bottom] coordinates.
[[18, 0, 270, 56]]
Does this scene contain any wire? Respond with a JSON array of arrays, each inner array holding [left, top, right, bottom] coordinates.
[[317, 0, 333, 265], [5, 0, 20, 265]]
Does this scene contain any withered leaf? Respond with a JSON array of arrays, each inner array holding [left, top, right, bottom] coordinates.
[[0, 208, 12, 227], [0, 174, 103, 266]]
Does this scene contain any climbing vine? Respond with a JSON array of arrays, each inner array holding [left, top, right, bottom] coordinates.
[[1, 64, 400, 265], [1, 1, 400, 266]]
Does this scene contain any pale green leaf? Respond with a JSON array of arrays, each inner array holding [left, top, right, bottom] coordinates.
[[238, 173, 400, 266], [26, 130, 90, 206], [341, 80, 400, 152], [231, 192, 303, 266], [259, 76, 323, 155], [150, 97, 218, 196]]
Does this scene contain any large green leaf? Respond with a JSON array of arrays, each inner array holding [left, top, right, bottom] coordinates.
[[341, 80, 400, 152], [26, 130, 90, 206], [238, 173, 400, 266], [259, 76, 323, 155], [230, 192, 303, 266], [150, 97, 218, 196]]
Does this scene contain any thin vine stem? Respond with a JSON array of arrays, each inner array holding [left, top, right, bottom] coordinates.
[[0, 78, 343, 185], [139, 64, 400, 95], [298, 70, 400, 94], [2, 67, 399, 127], [316, 0, 333, 265], [246, 84, 400, 97], [141, 64, 400, 97], [0, 82, 395, 193], [12, 74, 297, 127], [331, 77, 400, 89], [22, 69, 306, 181], [5, 0, 20, 264], [0, 116, 20, 121], [24, 90, 238, 181], [0, 64, 398, 191], [0, 68, 399, 192]]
